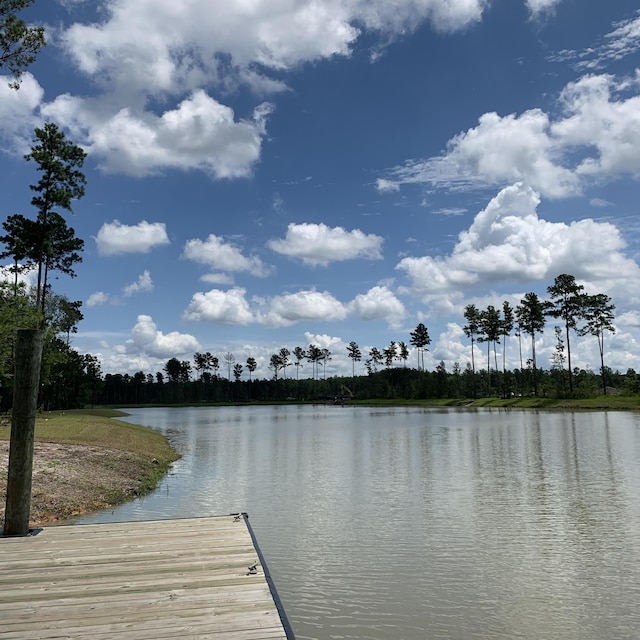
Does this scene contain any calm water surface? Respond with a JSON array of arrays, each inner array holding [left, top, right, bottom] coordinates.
[[78, 406, 640, 639]]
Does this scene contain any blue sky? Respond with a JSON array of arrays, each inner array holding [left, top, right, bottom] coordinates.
[[2, 0, 640, 379]]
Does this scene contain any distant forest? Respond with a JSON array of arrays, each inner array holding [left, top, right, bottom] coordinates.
[[2, 259, 637, 410], [94, 363, 638, 409]]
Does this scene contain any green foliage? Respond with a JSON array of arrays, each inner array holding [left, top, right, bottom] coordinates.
[[409, 322, 431, 371], [26, 123, 87, 213], [0, 280, 38, 404], [346, 341, 361, 376], [478, 305, 501, 373], [246, 357, 257, 380], [23, 123, 87, 315], [306, 344, 323, 379], [84, 363, 640, 407], [163, 357, 191, 383], [0, 0, 45, 88], [516, 292, 548, 396], [578, 293, 616, 394], [546, 274, 585, 393], [0, 213, 39, 277]]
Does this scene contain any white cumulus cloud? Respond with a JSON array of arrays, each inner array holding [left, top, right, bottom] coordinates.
[[0, 1, 559, 177], [0, 73, 43, 150], [60, 0, 487, 98], [183, 234, 271, 277], [396, 182, 640, 306], [349, 285, 406, 327], [377, 71, 640, 199], [183, 287, 254, 324], [268, 222, 383, 266], [125, 315, 199, 357], [44, 91, 271, 178], [259, 289, 349, 327], [553, 74, 640, 179], [95, 220, 170, 256]]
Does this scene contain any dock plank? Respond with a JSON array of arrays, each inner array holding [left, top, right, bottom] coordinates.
[[0, 515, 292, 639]]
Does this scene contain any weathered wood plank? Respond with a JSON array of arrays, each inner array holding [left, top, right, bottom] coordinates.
[[0, 515, 293, 639]]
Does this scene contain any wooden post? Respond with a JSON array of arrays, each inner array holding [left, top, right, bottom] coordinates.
[[3, 329, 43, 536]]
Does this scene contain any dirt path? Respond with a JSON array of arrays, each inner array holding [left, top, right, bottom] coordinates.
[[1, 441, 162, 527]]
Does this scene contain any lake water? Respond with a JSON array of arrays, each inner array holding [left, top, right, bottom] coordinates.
[[77, 405, 640, 639]]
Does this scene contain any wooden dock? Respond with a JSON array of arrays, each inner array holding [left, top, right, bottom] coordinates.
[[0, 514, 294, 639]]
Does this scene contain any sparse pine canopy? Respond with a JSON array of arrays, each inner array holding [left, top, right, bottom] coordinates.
[[546, 273, 585, 393], [579, 293, 616, 395], [463, 304, 481, 378], [346, 340, 362, 376], [23, 123, 87, 316], [0, 0, 46, 88], [516, 292, 548, 396], [409, 322, 431, 371], [246, 357, 257, 380]]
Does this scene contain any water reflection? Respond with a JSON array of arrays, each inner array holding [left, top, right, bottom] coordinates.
[[78, 406, 640, 639]]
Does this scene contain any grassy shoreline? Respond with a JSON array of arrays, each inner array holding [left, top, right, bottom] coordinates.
[[0, 408, 180, 526], [102, 395, 640, 412], [350, 396, 640, 410], [34, 408, 180, 492]]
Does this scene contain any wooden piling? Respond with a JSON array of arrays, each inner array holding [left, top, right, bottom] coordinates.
[[3, 328, 43, 536]]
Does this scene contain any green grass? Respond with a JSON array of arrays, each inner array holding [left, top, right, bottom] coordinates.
[[348, 396, 640, 410], [0, 408, 180, 494]]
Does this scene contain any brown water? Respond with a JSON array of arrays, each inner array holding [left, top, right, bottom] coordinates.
[[78, 406, 640, 639]]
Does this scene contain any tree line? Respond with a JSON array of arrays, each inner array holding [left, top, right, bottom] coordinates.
[[89, 274, 619, 407], [93, 360, 638, 407], [461, 276, 615, 397]]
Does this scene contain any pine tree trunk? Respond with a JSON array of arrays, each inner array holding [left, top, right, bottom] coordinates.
[[3, 329, 44, 536]]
